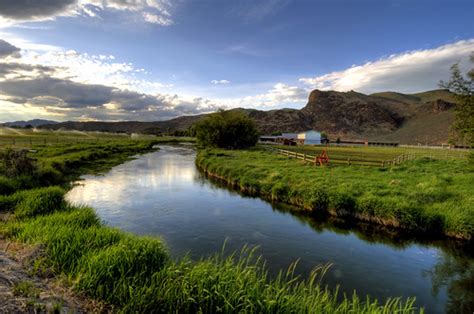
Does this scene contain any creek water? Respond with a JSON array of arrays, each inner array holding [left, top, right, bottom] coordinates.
[[66, 145, 473, 313]]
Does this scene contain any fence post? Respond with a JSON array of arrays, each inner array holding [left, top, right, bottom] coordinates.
[[303, 153, 306, 163], [347, 157, 351, 165]]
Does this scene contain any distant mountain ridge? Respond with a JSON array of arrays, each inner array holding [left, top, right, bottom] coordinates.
[[37, 89, 457, 145], [1, 119, 59, 128]]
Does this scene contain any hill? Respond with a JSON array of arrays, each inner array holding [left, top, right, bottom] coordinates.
[[1, 119, 59, 128], [39, 89, 457, 145]]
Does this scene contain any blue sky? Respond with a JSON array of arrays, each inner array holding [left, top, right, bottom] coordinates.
[[0, 0, 473, 122]]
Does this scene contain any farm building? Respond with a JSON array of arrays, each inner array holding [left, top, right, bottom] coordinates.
[[259, 133, 297, 145], [281, 133, 298, 140], [297, 130, 322, 145]]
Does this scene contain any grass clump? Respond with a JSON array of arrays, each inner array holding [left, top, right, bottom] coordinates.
[[12, 281, 40, 298], [14, 186, 66, 219]]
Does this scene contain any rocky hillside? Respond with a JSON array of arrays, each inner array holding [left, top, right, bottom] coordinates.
[[39, 89, 457, 144]]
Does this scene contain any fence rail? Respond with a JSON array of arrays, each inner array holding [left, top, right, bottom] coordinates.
[[267, 147, 416, 167]]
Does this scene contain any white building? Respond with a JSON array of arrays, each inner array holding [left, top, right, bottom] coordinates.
[[297, 130, 322, 145]]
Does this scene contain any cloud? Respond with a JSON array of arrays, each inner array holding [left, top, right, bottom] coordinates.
[[0, 39, 219, 122], [211, 79, 230, 85], [299, 40, 474, 94], [0, 39, 20, 58], [0, 0, 175, 26], [231, 0, 289, 23], [142, 12, 173, 26], [0, 62, 56, 78], [222, 83, 308, 109], [0, 76, 218, 121], [0, 0, 77, 20]]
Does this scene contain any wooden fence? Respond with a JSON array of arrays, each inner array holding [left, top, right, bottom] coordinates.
[[268, 147, 416, 167]]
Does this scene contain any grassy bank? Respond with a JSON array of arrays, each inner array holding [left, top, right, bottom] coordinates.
[[0, 137, 421, 313], [196, 148, 473, 240]]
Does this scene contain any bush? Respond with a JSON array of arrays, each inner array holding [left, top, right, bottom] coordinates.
[[194, 109, 259, 149], [0, 148, 37, 178], [15, 186, 66, 219]]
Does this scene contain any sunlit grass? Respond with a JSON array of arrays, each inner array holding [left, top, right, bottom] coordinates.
[[0, 137, 423, 313], [1, 203, 421, 313], [197, 148, 474, 239]]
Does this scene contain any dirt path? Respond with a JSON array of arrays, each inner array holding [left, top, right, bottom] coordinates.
[[0, 240, 108, 313]]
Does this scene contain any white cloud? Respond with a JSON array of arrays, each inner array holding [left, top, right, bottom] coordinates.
[[219, 83, 308, 109], [211, 79, 231, 85], [142, 12, 173, 25], [299, 40, 474, 94]]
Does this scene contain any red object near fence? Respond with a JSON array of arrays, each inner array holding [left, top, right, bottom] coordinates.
[[314, 149, 330, 166]]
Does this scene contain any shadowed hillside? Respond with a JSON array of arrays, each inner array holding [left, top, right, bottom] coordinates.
[[38, 89, 457, 145]]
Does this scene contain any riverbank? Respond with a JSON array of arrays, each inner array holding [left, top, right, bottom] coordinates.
[[196, 148, 473, 241], [0, 139, 420, 312]]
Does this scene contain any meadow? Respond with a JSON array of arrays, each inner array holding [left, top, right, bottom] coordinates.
[[273, 144, 469, 166], [196, 146, 473, 240], [0, 130, 420, 313]]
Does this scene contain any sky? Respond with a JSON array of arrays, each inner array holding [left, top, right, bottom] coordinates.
[[0, 0, 473, 122]]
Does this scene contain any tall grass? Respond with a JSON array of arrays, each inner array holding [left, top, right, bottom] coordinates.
[[0, 138, 422, 312], [1, 203, 421, 313], [196, 148, 474, 240]]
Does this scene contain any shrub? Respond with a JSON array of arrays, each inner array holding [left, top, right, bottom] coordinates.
[[15, 186, 66, 219], [0, 148, 37, 178], [37, 166, 64, 186], [194, 109, 259, 149]]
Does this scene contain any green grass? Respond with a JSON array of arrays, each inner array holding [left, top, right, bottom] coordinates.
[[1, 203, 420, 313], [12, 281, 40, 298], [276, 144, 468, 166], [196, 147, 474, 240], [0, 134, 422, 313]]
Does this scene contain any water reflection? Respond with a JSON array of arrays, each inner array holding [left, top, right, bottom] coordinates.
[[67, 145, 473, 314]]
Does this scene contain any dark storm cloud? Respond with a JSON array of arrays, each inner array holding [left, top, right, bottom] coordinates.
[[0, 76, 215, 120], [1, 77, 116, 108], [0, 0, 77, 20], [0, 39, 21, 58]]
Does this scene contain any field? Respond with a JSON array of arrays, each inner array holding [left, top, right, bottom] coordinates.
[[196, 146, 474, 240], [0, 127, 195, 147], [0, 131, 420, 313], [269, 144, 469, 167]]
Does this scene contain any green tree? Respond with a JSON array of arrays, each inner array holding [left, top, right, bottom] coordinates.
[[194, 109, 259, 149], [440, 54, 474, 146]]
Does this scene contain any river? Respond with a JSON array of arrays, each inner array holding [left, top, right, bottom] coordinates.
[[66, 145, 473, 313]]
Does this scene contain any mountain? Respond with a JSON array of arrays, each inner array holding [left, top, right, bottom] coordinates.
[[39, 89, 457, 145], [1, 119, 59, 128]]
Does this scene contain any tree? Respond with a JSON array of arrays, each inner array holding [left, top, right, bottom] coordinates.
[[194, 109, 259, 149], [440, 54, 474, 146]]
